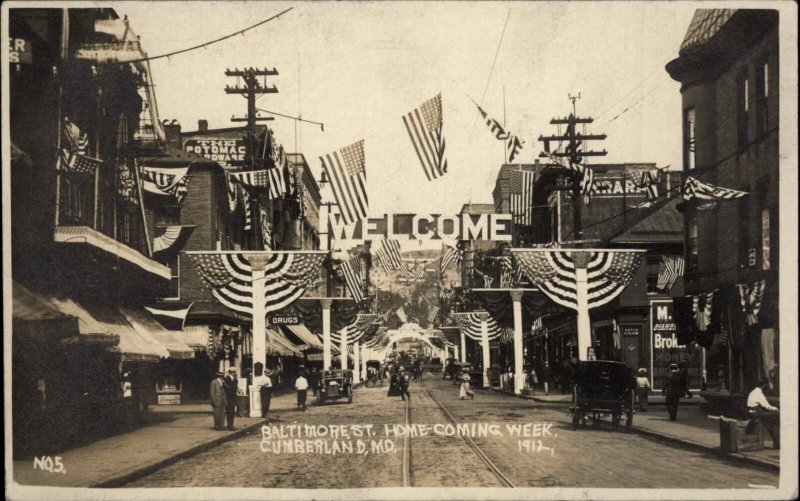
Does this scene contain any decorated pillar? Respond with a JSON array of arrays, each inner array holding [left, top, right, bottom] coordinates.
[[454, 345, 459, 362], [248, 257, 267, 417], [321, 299, 332, 370], [340, 326, 349, 371], [460, 329, 467, 363], [573, 252, 592, 361], [353, 340, 361, 383], [510, 290, 525, 394], [479, 311, 491, 388]]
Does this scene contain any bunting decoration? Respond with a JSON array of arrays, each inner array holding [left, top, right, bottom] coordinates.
[[512, 249, 644, 311], [142, 165, 190, 202], [225, 172, 239, 212], [451, 312, 503, 341], [635, 168, 664, 201], [473, 101, 525, 163], [683, 176, 748, 200], [188, 252, 327, 317], [692, 290, 715, 331], [259, 207, 273, 250], [737, 280, 766, 326], [152, 225, 195, 255], [510, 169, 536, 225], [320, 140, 368, 225], [440, 245, 463, 273], [657, 255, 685, 291], [400, 263, 426, 284], [375, 239, 403, 271], [330, 314, 382, 344], [336, 255, 365, 303], [242, 190, 253, 231], [403, 94, 448, 181]]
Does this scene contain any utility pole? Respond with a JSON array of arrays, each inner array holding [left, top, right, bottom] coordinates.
[[537, 94, 607, 244], [225, 67, 278, 170]]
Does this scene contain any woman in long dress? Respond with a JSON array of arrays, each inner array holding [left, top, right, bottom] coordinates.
[[459, 370, 474, 400]]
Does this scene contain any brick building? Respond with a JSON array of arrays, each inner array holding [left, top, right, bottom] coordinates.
[[666, 9, 780, 413]]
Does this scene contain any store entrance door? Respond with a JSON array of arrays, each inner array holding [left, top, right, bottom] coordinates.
[[621, 332, 640, 370]]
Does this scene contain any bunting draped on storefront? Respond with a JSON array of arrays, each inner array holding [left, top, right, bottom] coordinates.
[[187, 252, 327, 318], [330, 314, 382, 344], [474, 291, 552, 329], [142, 165, 190, 202], [512, 249, 644, 311], [277, 299, 360, 335], [363, 327, 390, 349], [683, 176, 748, 200], [692, 290, 715, 331], [450, 312, 503, 341], [737, 280, 766, 326], [152, 225, 195, 255]]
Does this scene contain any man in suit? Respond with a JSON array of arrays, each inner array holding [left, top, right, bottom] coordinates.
[[224, 367, 239, 430], [209, 371, 227, 430]]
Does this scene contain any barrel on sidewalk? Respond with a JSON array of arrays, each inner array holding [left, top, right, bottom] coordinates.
[[718, 416, 765, 453]]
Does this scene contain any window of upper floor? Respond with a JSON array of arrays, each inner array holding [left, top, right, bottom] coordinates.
[[684, 108, 696, 170], [755, 58, 770, 138], [154, 205, 181, 226], [737, 72, 749, 152]]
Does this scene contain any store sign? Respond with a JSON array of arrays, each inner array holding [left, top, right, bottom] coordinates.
[[269, 315, 301, 326], [591, 174, 649, 199], [331, 213, 513, 243], [184, 139, 246, 168], [650, 300, 702, 389], [622, 326, 640, 337], [9, 38, 32, 64], [157, 394, 181, 405]]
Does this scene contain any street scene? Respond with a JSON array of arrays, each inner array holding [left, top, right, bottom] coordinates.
[[4, 2, 796, 501]]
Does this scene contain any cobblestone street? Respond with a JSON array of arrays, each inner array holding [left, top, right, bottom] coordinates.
[[128, 377, 779, 489]]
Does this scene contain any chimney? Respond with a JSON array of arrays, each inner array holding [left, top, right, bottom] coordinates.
[[163, 120, 182, 150], [198, 119, 208, 132], [534, 159, 540, 164]]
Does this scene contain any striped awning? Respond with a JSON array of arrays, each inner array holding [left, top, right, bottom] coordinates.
[[284, 324, 324, 349], [120, 308, 195, 359], [266, 327, 303, 356]]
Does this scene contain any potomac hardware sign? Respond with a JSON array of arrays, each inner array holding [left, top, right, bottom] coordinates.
[[329, 213, 513, 242]]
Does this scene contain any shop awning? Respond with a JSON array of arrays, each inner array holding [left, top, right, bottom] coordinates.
[[266, 327, 303, 357], [120, 308, 195, 360], [183, 324, 211, 350], [284, 324, 323, 349], [12, 282, 70, 322]]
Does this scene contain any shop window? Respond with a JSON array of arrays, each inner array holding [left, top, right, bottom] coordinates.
[[755, 59, 769, 137], [167, 254, 181, 298], [684, 108, 696, 170], [736, 73, 749, 151], [687, 215, 698, 271]]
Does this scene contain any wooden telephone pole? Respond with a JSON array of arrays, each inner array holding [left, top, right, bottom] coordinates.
[[225, 67, 278, 169], [537, 94, 607, 244]]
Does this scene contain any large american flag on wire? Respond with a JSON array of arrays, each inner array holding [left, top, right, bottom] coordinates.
[[374, 239, 403, 271], [402, 94, 448, 181], [683, 176, 748, 200], [510, 169, 536, 225], [188, 252, 327, 317], [656, 255, 685, 291], [337, 255, 366, 303], [330, 314, 381, 344], [320, 140, 368, 225], [451, 312, 503, 341], [141, 165, 190, 202], [440, 245, 463, 273], [512, 249, 644, 311], [473, 101, 524, 163]]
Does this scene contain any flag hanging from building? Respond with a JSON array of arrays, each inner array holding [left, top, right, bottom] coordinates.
[[691, 291, 715, 331], [403, 94, 448, 181], [242, 190, 253, 231], [499, 256, 515, 288], [510, 169, 536, 225], [512, 249, 644, 311], [737, 280, 766, 326], [152, 225, 195, 255], [375, 239, 403, 271], [636, 168, 664, 201], [224, 172, 239, 212], [188, 252, 326, 317], [142, 165, 190, 202], [440, 245, 463, 273], [612, 319, 621, 350], [451, 312, 502, 341], [657, 255, 685, 291], [320, 140, 368, 225], [473, 101, 525, 163], [57, 149, 104, 175], [259, 207, 273, 250], [337, 255, 365, 303], [683, 176, 748, 200]]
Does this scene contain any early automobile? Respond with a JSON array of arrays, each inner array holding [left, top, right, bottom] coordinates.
[[571, 360, 636, 432], [317, 369, 354, 404]]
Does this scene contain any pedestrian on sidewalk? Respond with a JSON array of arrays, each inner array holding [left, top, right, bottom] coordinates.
[[542, 363, 552, 396], [662, 364, 686, 421], [746, 380, 780, 448], [295, 373, 309, 411], [209, 371, 227, 431], [257, 372, 273, 417], [635, 368, 651, 411], [398, 367, 411, 401], [458, 369, 474, 400], [224, 367, 238, 430]]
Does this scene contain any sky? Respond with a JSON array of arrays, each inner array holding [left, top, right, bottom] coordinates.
[[118, 1, 696, 249]]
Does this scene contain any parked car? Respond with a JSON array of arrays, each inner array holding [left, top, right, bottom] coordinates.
[[317, 369, 353, 404]]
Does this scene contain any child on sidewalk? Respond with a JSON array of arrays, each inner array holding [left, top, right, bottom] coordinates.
[[635, 368, 651, 411]]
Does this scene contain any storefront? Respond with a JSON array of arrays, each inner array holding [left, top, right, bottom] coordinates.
[[650, 299, 703, 390]]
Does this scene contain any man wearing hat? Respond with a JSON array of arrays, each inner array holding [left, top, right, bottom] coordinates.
[[224, 367, 239, 430], [662, 363, 687, 421], [209, 370, 228, 431]]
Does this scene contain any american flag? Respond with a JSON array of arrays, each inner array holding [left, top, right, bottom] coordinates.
[[403, 94, 448, 181], [242, 190, 253, 231], [58, 149, 103, 175], [683, 176, 748, 200], [737, 280, 766, 326], [636, 168, 664, 201], [337, 255, 365, 303], [440, 245, 463, 273], [141, 165, 190, 202], [510, 169, 536, 225], [474, 102, 524, 163], [657, 255, 685, 291], [375, 239, 403, 271], [512, 249, 644, 311], [320, 140, 368, 225]]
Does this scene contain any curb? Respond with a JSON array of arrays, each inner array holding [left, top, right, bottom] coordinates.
[[85, 418, 268, 488]]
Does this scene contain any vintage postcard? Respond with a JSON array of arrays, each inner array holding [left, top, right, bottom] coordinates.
[[3, 1, 797, 500]]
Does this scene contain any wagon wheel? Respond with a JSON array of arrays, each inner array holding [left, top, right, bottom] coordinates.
[[571, 386, 580, 430], [625, 390, 635, 432]]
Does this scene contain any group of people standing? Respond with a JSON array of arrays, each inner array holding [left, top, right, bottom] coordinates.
[[209, 367, 240, 431]]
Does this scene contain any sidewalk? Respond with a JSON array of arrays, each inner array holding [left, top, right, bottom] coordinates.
[[12, 389, 301, 488], [483, 386, 779, 471]]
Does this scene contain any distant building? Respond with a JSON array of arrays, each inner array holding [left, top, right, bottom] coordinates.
[[666, 9, 779, 412]]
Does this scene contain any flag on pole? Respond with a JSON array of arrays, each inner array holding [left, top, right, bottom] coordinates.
[[473, 101, 524, 163], [402, 94, 448, 181], [337, 255, 365, 303], [320, 140, 368, 225], [509, 169, 535, 225], [375, 239, 403, 271], [440, 245, 462, 273], [57, 149, 104, 175]]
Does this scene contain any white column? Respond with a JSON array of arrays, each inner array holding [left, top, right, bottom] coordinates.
[[353, 340, 361, 383], [321, 299, 332, 370], [479, 312, 491, 388], [249, 260, 267, 417], [340, 327, 348, 371], [460, 329, 467, 363], [574, 252, 592, 361], [511, 290, 525, 395], [454, 345, 459, 362], [361, 344, 368, 381]]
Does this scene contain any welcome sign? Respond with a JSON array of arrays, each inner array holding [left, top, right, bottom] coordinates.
[[329, 213, 513, 243]]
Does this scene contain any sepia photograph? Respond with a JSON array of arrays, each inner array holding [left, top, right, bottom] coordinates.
[[3, 1, 797, 500]]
